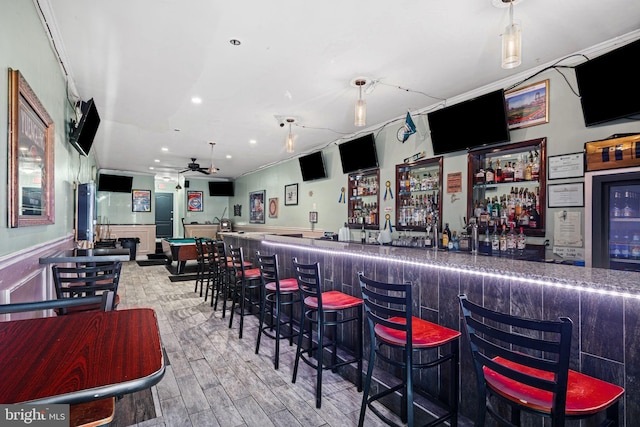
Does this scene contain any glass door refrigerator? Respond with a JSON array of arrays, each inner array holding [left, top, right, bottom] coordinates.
[[585, 134, 640, 270]]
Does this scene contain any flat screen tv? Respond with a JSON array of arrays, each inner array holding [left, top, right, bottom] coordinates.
[[575, 39, 640, 127], [338, 133, 378, 174], [427, 89, 510, 155], [69, 98, 100, 156], [97, 173, 133, 193], [208, 181, 234, 196], [299, 151, 327, 181]]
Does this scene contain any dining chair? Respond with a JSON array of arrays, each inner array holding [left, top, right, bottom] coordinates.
[[52, 262, 122, 315], [458, 294, 624, 427], [358, 272, 460, 427], [291, 257, 363, 409]]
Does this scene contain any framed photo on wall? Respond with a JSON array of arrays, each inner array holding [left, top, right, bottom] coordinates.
[[132, 189, 151, 212], [250, 190, 265, 223], [187, 191, 203, 212], [505, 79, 549, 130], [284, 183, 298, 206], [269, 197, 278, 218]]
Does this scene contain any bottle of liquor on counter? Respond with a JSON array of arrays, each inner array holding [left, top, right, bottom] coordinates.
[[507, 225, 517, 255], [499, 224, 507, 254], [517, 227, 527, 252], [491, 224, 500, 254], [360, 224, 366, 244], [442, 223, 451, 249]]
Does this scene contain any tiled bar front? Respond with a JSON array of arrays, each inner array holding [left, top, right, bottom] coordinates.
[[223, 233, 640, 426]]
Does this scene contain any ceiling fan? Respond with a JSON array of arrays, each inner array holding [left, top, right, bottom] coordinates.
[[180, 158, 210, 175]]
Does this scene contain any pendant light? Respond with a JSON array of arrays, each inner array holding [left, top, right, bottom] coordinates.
[[354, 79, 367, 127], [285, 118, 295, 153], [207, 142, 219, 174], [502, 0, 522, 69]]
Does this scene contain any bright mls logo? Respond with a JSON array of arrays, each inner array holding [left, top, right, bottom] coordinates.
[[0, 405, 69, 426]]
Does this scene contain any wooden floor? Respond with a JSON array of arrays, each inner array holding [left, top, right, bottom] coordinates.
[[116, 261, 470, 427]]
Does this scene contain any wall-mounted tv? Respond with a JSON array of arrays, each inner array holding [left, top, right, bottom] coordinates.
[[427, 89, 510, 155], [97, 173, 133, 193], [208, 181, 234, 196], [338, 133, 379, 174], [575, 39, 640, 127], [69, 98, 100, 156], [299, 151, 327, 181]]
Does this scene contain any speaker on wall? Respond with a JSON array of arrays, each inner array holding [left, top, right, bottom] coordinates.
[[184, 180, 190, 188]]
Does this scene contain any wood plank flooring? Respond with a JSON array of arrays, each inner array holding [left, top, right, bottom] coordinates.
[[117, 261, 469, 427]]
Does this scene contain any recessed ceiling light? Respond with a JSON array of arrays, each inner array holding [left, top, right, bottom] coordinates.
[[191, 97, 202, 104], [154, 159, 160, 163], [229, 39, 241, 46], [226, 155, 232, 159], [149, 166, 155, 170], [161, 147, 169, 151], [249, 139, 257, 144]]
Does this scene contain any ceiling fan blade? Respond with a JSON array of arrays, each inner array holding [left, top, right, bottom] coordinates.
[[179, 168, 189, 173], [198, 169, 211, 175]]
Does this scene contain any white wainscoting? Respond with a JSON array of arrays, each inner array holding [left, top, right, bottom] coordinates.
[[101, 225, 156, 259]]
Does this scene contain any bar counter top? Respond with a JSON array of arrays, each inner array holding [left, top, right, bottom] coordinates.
[[223, 232, 640, 298]]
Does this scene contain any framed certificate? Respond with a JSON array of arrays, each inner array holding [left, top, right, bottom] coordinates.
[[548, 182, 584, 208], [548, 153, 584, 180]]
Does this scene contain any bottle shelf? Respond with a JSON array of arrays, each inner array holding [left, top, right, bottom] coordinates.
[[395, 157, 443, 232]]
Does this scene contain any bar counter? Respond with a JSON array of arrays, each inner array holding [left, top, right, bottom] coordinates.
[[222, 232, 640, 426]]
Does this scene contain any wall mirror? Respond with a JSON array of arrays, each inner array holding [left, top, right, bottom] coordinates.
[[8, 69, 55, 227]]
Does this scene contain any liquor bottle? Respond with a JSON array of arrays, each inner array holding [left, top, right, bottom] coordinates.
[[450, 231, 458, 251], [475, 168, 485, 185], [491, 224, 500, 254], [517, 227, 527, 252], [499, 224, 507, 254], [529, 197, 540, 229], [482, 227, 492, 256], [442, 223, 451, 249], [507, 225, 517, 255], [514, 155, 524, 182], [361, 224, 366, 244], [495, 159, 503, 183], [531, 150, 540, 181], [485, 160, 495, 184], [525, 155, 533, 181]]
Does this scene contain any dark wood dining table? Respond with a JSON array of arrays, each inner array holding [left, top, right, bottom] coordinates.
[[0, 308, 165, 404]]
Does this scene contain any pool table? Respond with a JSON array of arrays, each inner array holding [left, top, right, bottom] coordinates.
[[161, 238, 210, 274]]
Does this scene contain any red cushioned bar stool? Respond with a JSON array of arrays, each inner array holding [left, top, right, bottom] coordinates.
[[292, 257, 363, 409], [255, 251, 300, 370], [228, 246, 262, 339], [358, 272, 460, 427], [458, 294, 624, 427]]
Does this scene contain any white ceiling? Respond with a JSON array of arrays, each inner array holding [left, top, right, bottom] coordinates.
[[37, 0, 640, 181]]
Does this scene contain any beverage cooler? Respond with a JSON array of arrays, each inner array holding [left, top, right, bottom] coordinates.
[[585, 134, 640, 270]]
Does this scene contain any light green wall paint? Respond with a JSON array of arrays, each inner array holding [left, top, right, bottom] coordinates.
[[0, 1, 97, 257]]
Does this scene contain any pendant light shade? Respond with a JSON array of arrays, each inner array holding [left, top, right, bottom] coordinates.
[[285, 118, 295, 153], [354, 79, 367, 127], [501, 1, 522, 69]]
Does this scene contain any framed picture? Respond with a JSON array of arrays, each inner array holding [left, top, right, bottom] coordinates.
[[250, 190, 266, 223], [187, 191, 203, 212], [504, 79, 549, 130], [284, 183, 298, 206], [548, 152, 585, 180], [548, 182, 584, 208], [268, 197, 278, 218], [309, 211, 318, 223], [8, 69, 55, 227], [132, 189, 151, 212]]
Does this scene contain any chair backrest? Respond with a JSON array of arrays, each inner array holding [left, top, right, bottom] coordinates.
[[52, 262, 122, 313], [458, 294, 573, 425], [212, 240, 228, 271], [292, 257, 323, 309], [228, 246, 248, 279], [358, 272, 412, 347], [0, 292, 115, 317], [195, 237, 206, 261], [256, 251, 279, 287]]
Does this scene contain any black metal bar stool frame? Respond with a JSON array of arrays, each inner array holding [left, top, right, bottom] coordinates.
[[255, 251, 301, 370], [358, 272, 460, 427], [228, 246, 262, 339], [291, 257, 363, 409]]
